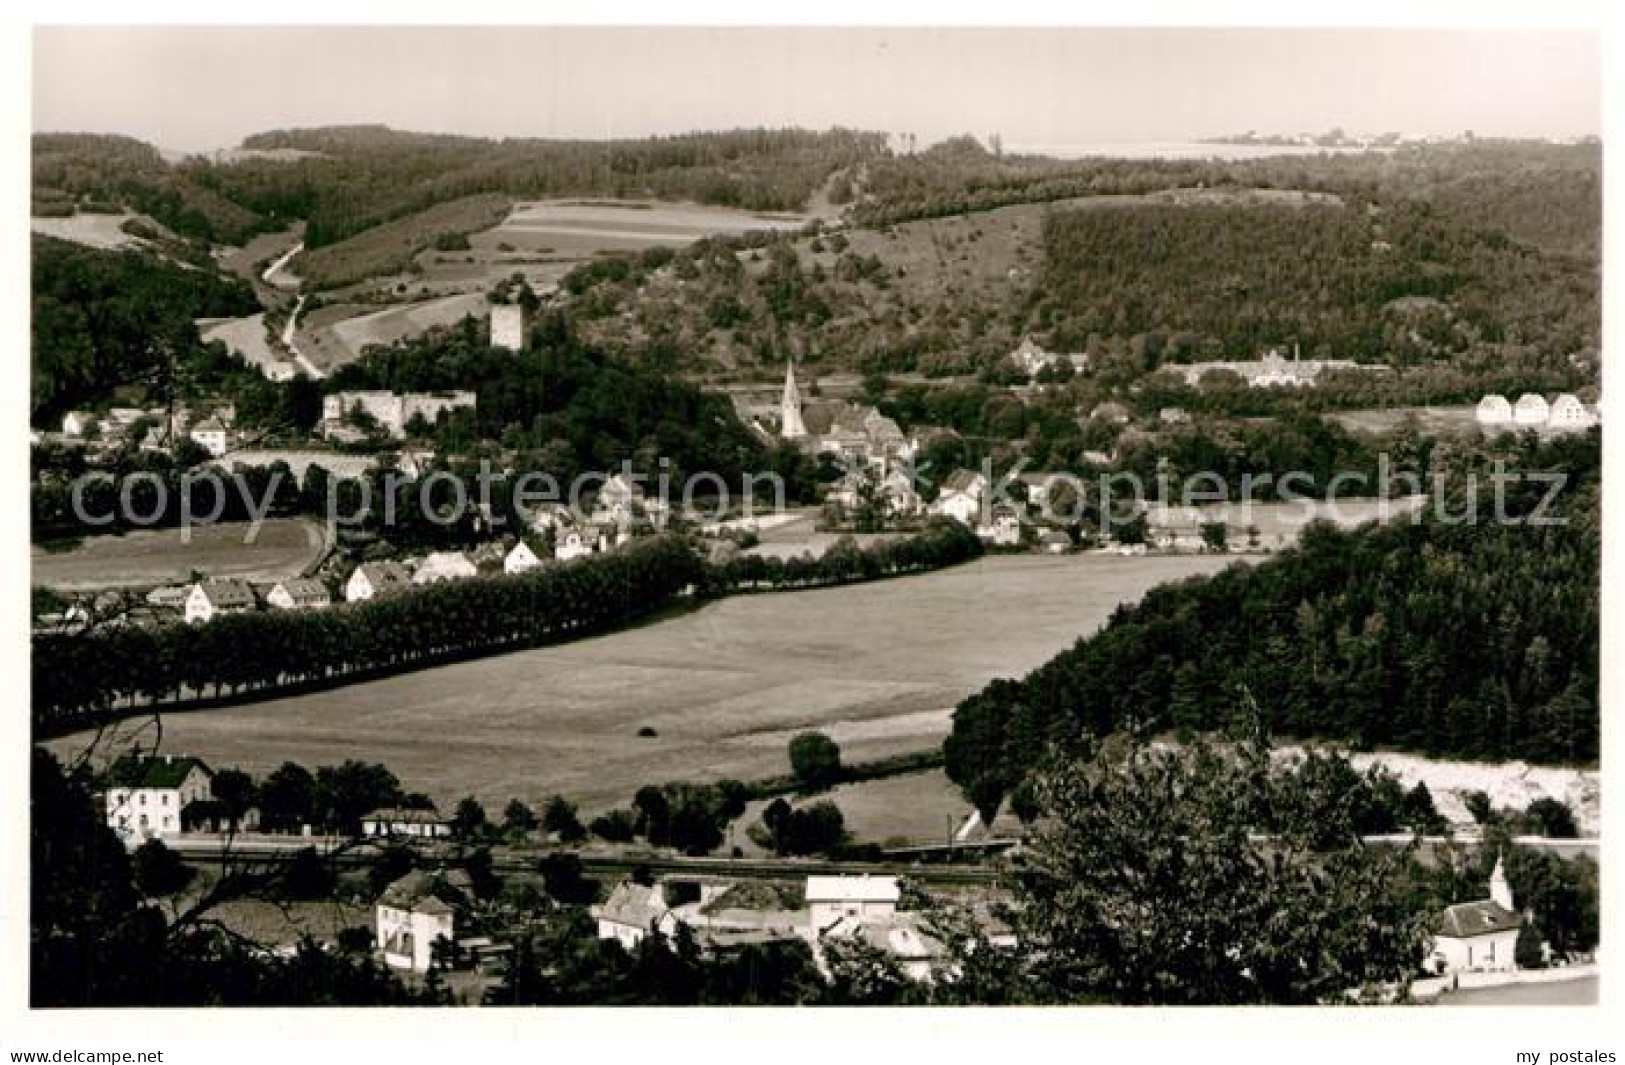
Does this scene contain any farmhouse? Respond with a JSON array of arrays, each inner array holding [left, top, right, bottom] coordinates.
[[361, 808, 456, 840], [413, 551, 478, 585], [103, 754, 214, 847], [346, 561, 412, 602], [185, 579, 257, 624], [931, 469, 990, 525], [376, 869, 471, 973], [1430, 856, 1523, 975], [267, 577, 332, 611], [504, 541, 544, 574]]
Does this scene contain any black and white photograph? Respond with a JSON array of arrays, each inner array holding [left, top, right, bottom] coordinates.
[[2, 4, 1617, 1057]]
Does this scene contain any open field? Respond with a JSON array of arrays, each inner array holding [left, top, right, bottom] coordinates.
[[412, 198, 812, 297], [198, 313, 302, 381], [294, 193, 514, 290], [300, 292, 490, 369], [30, 211, 153, 251], [48, 554, 1230, 811], [32, 519, 327, 591]]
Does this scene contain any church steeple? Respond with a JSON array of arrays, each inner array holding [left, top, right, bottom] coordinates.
[[1489, 851, 1514, 911], [780, 360, 807, 440]]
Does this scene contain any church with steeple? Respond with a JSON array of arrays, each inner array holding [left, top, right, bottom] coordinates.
[[1430, 853, 1526, 974], [780, 360, 808, 440]]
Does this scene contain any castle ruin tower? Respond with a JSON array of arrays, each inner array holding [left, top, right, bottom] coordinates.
[[780, 360, 808, 440]]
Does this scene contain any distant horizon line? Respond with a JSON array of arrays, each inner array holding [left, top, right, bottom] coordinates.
[[34, 122, 1603, 160]]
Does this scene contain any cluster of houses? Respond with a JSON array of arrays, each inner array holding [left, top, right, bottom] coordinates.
[[53, 404, 241, 458], [320, 390, 478, 443], [1162, 345, 1377, 389], [1008, 337, 1090, 378], [594, 873, 958, 984], [1475, 392, 1598, 432]]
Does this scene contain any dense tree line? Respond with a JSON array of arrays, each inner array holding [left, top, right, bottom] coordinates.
[[945, 433, 1600, 813], [32, 535, 703, 736], [30, 236, 258, 425], [703, 519, 982, 594]]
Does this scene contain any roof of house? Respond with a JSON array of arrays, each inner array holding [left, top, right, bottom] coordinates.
[[599, 881, 669, 929], [274, 578, 330, 603], [194, 580, 256, 608], [355, 561, 412, 587], [1438, 900, 1522, 939], [417, 551, 476, 575], [824, 913, 945, 962], [378, 869, 471, 914], [804, 875, 901, 905], [106, 754, 212, 790]]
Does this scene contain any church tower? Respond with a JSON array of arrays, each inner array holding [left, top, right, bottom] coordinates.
[[1489, 852, 1514, 912], [780, 360, 808, 440]]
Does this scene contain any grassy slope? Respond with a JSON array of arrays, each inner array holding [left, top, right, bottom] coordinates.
[[294, 193, 513, 290]]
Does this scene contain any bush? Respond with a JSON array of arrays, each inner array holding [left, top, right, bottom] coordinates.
[[132, 839, 192, 896]]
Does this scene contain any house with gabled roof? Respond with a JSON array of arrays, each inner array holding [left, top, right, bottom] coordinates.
[[346, 560, 412, 602], [1430, 855, 1524, 975], [377, 869, 472, 973], [266, 577, 331, 612], [504, 540, 544, 575], [185, 579, 257, 624], [930, 469, 990, 525], [595, 881, 680, 950], [102, 753, 214, 846]]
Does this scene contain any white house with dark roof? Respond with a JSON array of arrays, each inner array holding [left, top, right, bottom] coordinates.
[[361, 807, 455, 840], [266, 577, 331, 611], [504, 541, 544, 575], [346, 561, 412, 602], [595, 881, 680, 950], [1431, 855, 1523, 975], [185, 579, 257, 624], [103, 754, 214, 846], [377, 869, 471, 972]]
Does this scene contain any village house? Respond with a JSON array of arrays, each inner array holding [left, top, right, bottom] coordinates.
[[188, 417, 234, 458], [1548, 393, 1598, 430], [346, 561, 413, 602], [184, 579, 257, 624], [976, 506, 1024, 547], [555, 526, 610, 562], [102, 754, 214, 847], [412, 551, 478, 585], [1430, 856, 1524, 975], [815, 911, 948, 983], [504, 540, 544, 575], [931, 469, 990, 525], [361, 807, 456, 840], [595, 881, 681, 950], [805, 875, 901, 930], [61, 410, 98, 438], [376, 869, 471, 973], [266, 577, 332, 612]]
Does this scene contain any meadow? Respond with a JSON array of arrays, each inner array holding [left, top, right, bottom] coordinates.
[[49, 553, 1229, 812]]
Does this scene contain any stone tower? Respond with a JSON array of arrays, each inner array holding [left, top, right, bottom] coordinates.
[[780, 360, 807, 440]]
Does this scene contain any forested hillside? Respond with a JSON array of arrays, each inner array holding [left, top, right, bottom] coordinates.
[[944, 431, 1601, 813], [30, 235, 259, 425]]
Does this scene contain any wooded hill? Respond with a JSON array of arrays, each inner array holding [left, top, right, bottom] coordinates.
[[944, 431, 1601, 816]]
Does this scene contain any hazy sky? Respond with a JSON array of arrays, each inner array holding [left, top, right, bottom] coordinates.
[[33, 26, 1600, 153]]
